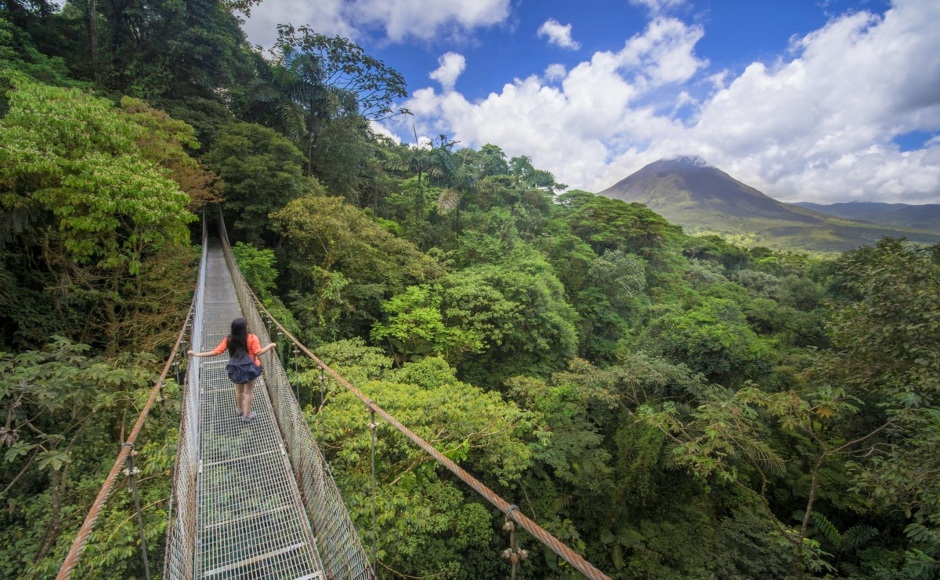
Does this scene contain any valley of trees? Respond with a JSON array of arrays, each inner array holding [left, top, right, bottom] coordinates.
[[1, 2, 939, 578]]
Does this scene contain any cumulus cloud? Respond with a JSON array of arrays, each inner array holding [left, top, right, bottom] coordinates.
[[537, 19, 581, 50], [370, 121, 402, 144], [393, 0, 940, 204], [242, 0, 355, 48], [430, 52, 467, 91], [243, 0, 511, 47]]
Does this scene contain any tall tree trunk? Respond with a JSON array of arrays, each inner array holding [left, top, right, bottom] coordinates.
[[35, 468, 63, 563], [87, 0, 99, 83]]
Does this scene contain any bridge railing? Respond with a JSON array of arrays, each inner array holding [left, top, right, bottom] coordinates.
[[216, 208, 374, 579], [161, 215, 208, 579]]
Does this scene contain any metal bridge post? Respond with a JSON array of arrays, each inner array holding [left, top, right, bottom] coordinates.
[[122, 443, 152, 580]]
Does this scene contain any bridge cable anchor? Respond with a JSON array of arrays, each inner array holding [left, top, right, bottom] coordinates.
[[501, 504, 528, 579]]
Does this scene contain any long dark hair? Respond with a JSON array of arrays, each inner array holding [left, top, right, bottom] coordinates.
[[228, 318, 249, 357]]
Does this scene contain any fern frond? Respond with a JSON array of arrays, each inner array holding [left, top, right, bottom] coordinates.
[[811, 511, 842, 547], [840, 525, 879, 552], [739, 438, 786, 476], [906, 523, 940, 546]]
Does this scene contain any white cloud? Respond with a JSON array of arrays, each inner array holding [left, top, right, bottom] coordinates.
[[242, 0, 356, 48], [430, 52, 467, 92], [370, 120, 401, 144], [618, 17, 707, 88], [537, 19, 581, 50], [345, 0, 510, 43], [544, 64, 567, 82], [688, 0, 940, 202], [242, 0, 511, 48], [396, 0, 940, 204], [629, 0, 687, 16]]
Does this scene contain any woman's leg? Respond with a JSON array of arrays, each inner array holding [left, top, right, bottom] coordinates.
[[242, 379, 256, 419], [235, 383, 245, 415]]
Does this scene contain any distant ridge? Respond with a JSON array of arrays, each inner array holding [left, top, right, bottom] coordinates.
[[599, 157, 940, 252], [793, 201, 940, 231]]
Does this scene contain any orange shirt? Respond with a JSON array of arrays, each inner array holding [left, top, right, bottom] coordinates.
[[213, 334, 263, 366]]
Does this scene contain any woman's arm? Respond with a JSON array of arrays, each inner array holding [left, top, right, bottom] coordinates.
[[257, 342, 276, 356], [187, 349, 218, 357]]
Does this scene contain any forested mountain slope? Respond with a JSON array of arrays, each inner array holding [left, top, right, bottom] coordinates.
[[2, 4, 939, 579]]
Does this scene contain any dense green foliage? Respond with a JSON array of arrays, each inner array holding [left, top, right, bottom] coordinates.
[[2, 4, 939, 579]]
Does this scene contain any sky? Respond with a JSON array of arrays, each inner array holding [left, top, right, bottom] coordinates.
[[240, 0, 940, 204]]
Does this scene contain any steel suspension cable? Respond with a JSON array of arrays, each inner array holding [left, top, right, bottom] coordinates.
[[57, 297, 195, 580], [250, 294, 612, 580]]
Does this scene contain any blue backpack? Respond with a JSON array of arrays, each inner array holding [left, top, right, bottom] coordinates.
[[226, 352, 262, 384]]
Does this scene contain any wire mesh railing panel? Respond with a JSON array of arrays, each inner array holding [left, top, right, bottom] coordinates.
[[164, 225, 209, 580]]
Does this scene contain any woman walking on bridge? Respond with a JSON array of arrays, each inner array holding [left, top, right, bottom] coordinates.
[[188, 317, 275, 422]]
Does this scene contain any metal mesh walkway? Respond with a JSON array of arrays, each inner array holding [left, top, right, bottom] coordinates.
[[193, 239, 324, 579]]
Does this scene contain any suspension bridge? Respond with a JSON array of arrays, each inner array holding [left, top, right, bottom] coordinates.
[[55, 211, 610, 579]]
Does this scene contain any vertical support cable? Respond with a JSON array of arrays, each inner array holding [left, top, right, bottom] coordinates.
[[292, 344, 301, 405], [319, 366, 326, 410], [368, 407, 378, 568], [123, 443, 152, 580]]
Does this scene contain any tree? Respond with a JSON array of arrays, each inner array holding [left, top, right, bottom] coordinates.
[[0, 15, 78, 95], [638, 381, 902, 579], [69, 0, 256, 105], [370, 285, 482, 365], [270, 193, 442, 343], [0, 77, 193, 273], [637, 298, 771, 385], [204, 121, 308, 245], [0, 77, 196, 352], [231, 241, 278, 301], [0, 338, 172, 578], [823, 240, 940, 577], [437, 248, 579, 387], [270, 25, 409, 175], [556, 190, 682, 258]]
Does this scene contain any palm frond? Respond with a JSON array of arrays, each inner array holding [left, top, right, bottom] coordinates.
[[436, 189, 461, 215]]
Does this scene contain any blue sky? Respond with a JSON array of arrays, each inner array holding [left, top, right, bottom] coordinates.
[[242, 0, 940, 204]]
